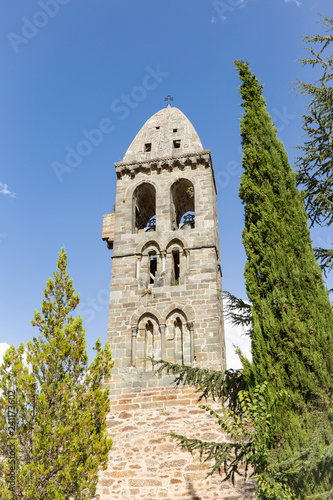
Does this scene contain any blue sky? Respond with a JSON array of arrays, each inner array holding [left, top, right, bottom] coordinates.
[[0, 0, 332, 369]]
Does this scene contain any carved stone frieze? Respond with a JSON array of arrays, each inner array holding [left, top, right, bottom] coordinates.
[[115, 150, 212, 179]]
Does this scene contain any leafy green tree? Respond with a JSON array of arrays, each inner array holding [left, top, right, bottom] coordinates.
[[295, 14, 333, 279], [0, 249, 113, 500]]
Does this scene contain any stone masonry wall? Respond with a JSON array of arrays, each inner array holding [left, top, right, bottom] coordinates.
[[107, 159, 226, 395], [96, 386, 256, 500]]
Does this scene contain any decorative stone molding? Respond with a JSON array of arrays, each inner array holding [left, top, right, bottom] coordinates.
[[115, 150, 212, 179]]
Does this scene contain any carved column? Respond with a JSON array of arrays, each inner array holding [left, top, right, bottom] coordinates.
[[161, 251, 166, 272], [160, 323, 166, 360], [131, 326, 138, 367], [187, 322, 195, 363], [184, 249, 190, 270]]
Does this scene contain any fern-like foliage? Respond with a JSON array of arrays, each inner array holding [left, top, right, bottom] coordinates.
[[314, 247, 333, 282], [152, 363, 333, 498], [167, 381, 294, 499], [223, 291, 253, 334], [168, 406, 253, 484], [152, 358, 246, 413]]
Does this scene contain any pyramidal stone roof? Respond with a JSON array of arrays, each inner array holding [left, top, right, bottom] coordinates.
[[122, 105, 203, 164]]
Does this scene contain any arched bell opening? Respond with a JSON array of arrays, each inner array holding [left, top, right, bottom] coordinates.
[[133, 182, 156, 233], [170, 179, 195, 231]]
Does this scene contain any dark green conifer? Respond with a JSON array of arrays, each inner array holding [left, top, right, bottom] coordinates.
[[154, 61, 333, 499], [235, 60, 333, 453], [152, 62, 333, 498]]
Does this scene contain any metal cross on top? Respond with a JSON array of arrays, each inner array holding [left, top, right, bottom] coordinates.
[[164, 95, 174, 106]]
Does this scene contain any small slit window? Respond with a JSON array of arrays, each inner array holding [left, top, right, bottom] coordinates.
[[156, 126, 160, 130], [173, 128, 178, 133], [173, 140, 181, 149], [149, 254, 157, 284], [145, 143, 152, 152], [172, 250, 180, 284]]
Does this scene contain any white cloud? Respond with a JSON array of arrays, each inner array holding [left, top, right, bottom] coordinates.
[[225, 321, 252, 370], [0, 182, 16, 198], [284, 0, 301, 7], [223, 298, 252, 370], [0, 343, 10, 365], [211, 16, 218, 24]]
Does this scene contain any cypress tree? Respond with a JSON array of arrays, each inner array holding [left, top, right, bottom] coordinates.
[[153, 62, 333, 498], [152, 62, 333, 498], [235, 60, 333, 454]]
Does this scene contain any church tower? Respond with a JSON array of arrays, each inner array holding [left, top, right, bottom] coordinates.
[[97, 107, 254, 500], [102, 105, 226, 393]]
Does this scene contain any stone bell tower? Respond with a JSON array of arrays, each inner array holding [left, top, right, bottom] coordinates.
[[97, 107, 254, 500], [102, 105, 226, 393]]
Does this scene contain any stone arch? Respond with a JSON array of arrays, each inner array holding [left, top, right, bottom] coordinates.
[[137, 242, 162, 286], [163, 303, 195, 323], [130, 306, 162, 326], [170, 178, 195, 230], [165, 236, 187, 251], [165, 173, 196, 191], [125, 178, 160, 200], [137, 311, 160, 327], [134, 239, 161, 255], [132, 181, 157, 233], [165, 308, 190, 365], [165, 308, 187, 324], [136, 312, 161, 371], [140, 240, 161, 256], [165, 239, 186, 286]]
